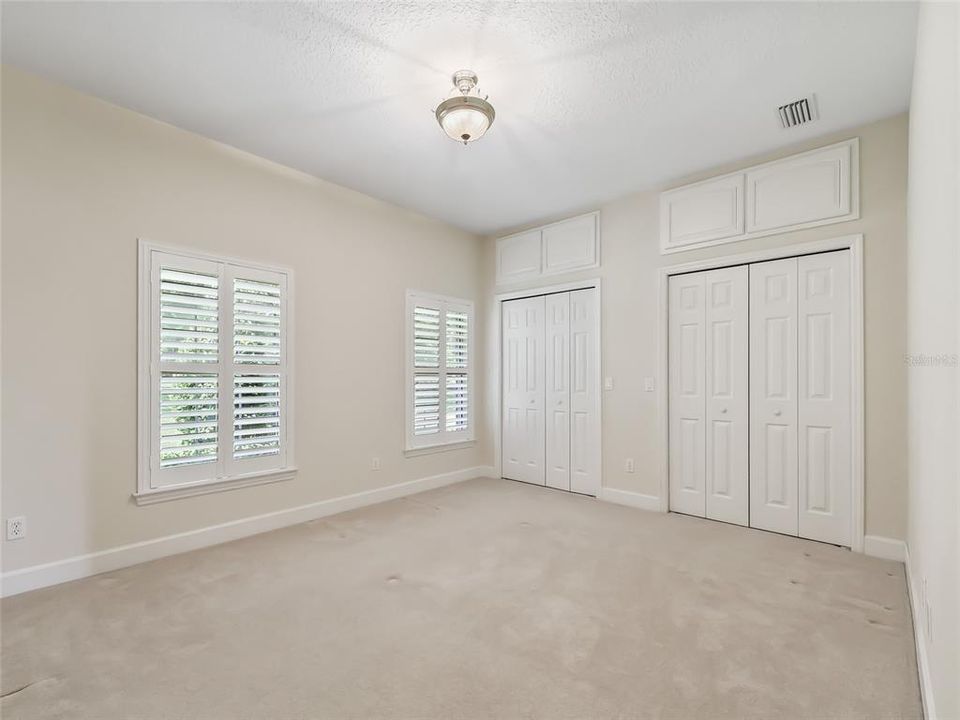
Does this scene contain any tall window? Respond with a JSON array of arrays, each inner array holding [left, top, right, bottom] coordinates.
[[138, 242, 294, 502], [406, 291, 474, 451]]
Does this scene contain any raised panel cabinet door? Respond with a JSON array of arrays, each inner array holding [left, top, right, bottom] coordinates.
[[749, 258, 799, 536], [496, 231, 542, 284], [798, 251, 852, 546], [745, 142, 854, 234], [542, 214, 599, 275], [501, 296, 546, 485], [660, 174, 745, 253], [545, 293, 571, 491], [669, 273, 707, 517], [704, 266, 749, 526], [569, 288, 600, 496]]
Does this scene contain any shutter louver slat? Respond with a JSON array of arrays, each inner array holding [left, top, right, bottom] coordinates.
[[446, 374, 469, 432], [233, 374, 281, 459], [159, 268, 219, 363], [234, 278, 282, 365], [414, 306, 440, 368], [159, 373, 219, 467]]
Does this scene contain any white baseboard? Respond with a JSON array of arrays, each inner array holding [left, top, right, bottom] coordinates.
[[599, 487, 663, 512], [905, 546, 937, 720], [1, 465, 496, 598], [863, 534, 907, 562]]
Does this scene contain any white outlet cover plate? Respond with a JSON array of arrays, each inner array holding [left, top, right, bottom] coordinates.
[[6, 516, 26, 540]]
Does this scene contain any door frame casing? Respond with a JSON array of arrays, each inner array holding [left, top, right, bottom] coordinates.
[[657, 234, 865, 552], [493, 278, 603, 495]]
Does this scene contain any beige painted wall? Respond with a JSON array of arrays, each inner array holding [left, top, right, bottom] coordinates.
[[482, 113, 909, 541], [905, 3, 959, 717], [1, 67, 491, 573]]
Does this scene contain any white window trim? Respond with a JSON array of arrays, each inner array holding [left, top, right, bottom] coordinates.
[[136, 239, 296, 504], [405, 290, 475, 452]]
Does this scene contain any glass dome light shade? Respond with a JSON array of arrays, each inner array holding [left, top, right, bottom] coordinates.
[[435, 95, 495, 145]]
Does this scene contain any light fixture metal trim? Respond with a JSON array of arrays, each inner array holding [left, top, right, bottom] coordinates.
[[435, 70, 495, 145]]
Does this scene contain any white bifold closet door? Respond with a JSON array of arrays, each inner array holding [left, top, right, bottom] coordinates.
[[502, 295, 546, 486], [671, 251, 852, 545], [668, 267, 749, 525], [749, 257, 800, 535], [545, 293, 570, 490], [751, 251, 852, 545], [502, 289, 599, 496], [569, 289, 600, 495]]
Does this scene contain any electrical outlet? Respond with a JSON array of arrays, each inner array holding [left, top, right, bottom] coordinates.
[[625, 458, 635, 473], [371, 457, 381, 471], [643, 377, 655, 392], [6, 516, 26, 541], [604, 377, 614, 391]]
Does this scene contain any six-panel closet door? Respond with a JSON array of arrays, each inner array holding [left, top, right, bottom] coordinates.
[[668, 267, 749, 525], [502, 295, 546, 486], [502, 289, 599, 496], [749, 252, 852, 545], [796, 251, 851, 546], [545, 293, 570, 490], [569, 289, 600, 496], [669, 251, 852, 546], [749, 258, 800, 535]]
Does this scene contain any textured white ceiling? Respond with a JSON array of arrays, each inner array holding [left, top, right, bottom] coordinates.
[[1, 1, 917, 234]]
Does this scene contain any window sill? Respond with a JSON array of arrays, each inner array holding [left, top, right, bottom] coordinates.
[[404, 440, 475, 458], [134, 467, 298, 506]]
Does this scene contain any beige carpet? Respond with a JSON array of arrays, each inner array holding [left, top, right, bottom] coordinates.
[[2, 478, 921, 720]]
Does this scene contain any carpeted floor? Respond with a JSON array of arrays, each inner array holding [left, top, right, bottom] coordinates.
[[1, 478, 921, 720]]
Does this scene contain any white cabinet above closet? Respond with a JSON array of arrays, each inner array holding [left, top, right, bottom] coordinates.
[[496, 211, 599, 285], [660, 139, 859, 255], [660, 174, 744, 251]]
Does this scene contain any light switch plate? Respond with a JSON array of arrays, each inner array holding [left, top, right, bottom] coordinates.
[[604, 377, 614, 391], [643, 377, 655, 392]]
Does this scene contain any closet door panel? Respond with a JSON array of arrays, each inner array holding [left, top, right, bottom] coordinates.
[[704, 266, 749, 526], [502, 296, 546, 485], [798, 251, 851, 545], [669, 274, 707, 517], [749, 258, 799, 535], [545, 293, 571, 490], [569, 288, 600, 496]]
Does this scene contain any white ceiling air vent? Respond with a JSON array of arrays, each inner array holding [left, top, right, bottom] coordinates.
[[778, 95, 819, 129]]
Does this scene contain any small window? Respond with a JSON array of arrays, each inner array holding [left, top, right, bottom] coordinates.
[[138, 242, 294, 501], [406, 291, 474, 451]]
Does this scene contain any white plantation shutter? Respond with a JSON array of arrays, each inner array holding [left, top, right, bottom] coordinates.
[[413, 374, 441, 435], [445, 310, 468, 368], [406, 292, 474, 450], [414, 306, 441, 368], [445, 373, 469, 432], [233, 278, 281, 365], [160, 269, 219, 363], [159, 372, 219, 467], [233, 374, 281, 458], [140, 246, 293, 497]]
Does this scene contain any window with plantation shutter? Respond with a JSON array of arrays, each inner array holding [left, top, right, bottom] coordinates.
[[138, 242, 295, 503], [406, 291, 474, 451]]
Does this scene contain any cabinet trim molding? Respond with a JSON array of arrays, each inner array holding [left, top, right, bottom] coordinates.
[[659, 138, 860, 254]]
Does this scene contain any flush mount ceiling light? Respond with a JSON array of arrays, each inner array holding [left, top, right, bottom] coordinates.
[[435, 70, 495, 145]]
